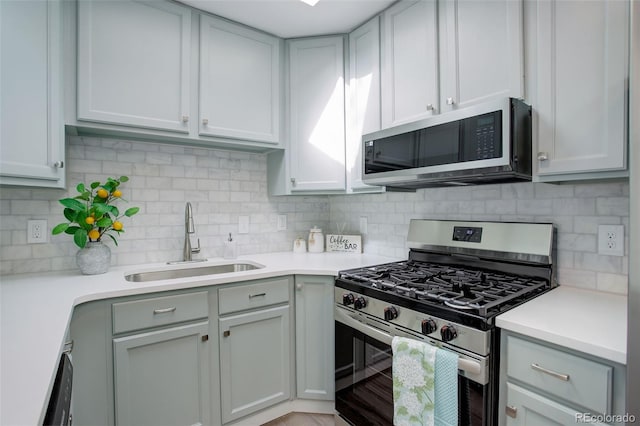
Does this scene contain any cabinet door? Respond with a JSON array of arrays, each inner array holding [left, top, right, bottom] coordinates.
[[295, 276, 334, 400], [347, 17, 384, 193], [381, 0, 439, 127], [0, 0, 65, 188], [505, 383, 607, 426], [113, 322, 211, 426], [219, 305, 291, 423], [77, 0, 191, 133], [199, 16, 280, 143], [288, 37, 346, 192], [439, 0, 524, 112], [535, 0, 628, 177]]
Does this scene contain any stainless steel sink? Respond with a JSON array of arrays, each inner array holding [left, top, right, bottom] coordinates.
[[125, 262, 263, 282]]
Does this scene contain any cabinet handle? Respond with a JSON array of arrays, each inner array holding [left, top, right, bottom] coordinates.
[[290, 177, 296, 186], [248, 293, 266, 299], [296, 283, 303, 290], [446, 97, 455, 105], [505, 405, 517, 418], [537, 152, 549, 161], [63, 340, 74, 354], [153, 307, 177, 314], [426, 104, 435, 111], [223, 330, 230, 337], [202, 118, 209, 126], [201, 334, 209, 342], [530, 363, 570, 381], [182, 115, 189, 123], [53, 161, 64, 168]]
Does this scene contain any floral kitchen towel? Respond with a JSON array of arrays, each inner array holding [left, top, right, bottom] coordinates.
[[392, 336, 437, 426]]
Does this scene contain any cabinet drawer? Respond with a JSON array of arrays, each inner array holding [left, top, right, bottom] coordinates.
[[506, 335, 612, 414], [219, 278, 290, 315], [113, 292, 209, 334]]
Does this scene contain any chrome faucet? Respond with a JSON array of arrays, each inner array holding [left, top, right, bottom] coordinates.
[[183, 202, 201, 262]]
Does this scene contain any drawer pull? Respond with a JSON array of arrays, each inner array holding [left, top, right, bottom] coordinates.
[[505, 405, 517, 418], [531, 363, 570, 381], [223, 330, 230, 337], [153, 307, 177, 314], [248, 293, 266, 299]]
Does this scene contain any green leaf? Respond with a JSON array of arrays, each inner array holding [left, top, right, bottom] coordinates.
[[94, 203, 110, 215], [51, 223, 69, 235], [65, 226, 81, 235], [63, 208, 76, 222], [108, 205, 119, 217], [119, 176, 129, 182], [106, 233, 118, 246], [59, 198, 86, 212], [103, 181, 116, 192], [97, 217, 112, 228], [74, 228, 88, 248], [124, 207, 140, 217], [75, 192, 90, 201], [76, 183, 85, 193], [90, 181, 100, 189]]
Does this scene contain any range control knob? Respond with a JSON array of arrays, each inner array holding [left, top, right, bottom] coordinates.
[[342, 293, 355, 306], [440, 325, 458, 342], [354, 296, 367, 310], [421, 318, 437, 335], [384, 306, 399, 321]]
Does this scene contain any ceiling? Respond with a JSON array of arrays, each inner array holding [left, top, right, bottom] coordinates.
[[179, 0, 397, 38]]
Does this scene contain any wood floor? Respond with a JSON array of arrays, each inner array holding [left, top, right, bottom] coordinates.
[[261, 412, 336, 426]]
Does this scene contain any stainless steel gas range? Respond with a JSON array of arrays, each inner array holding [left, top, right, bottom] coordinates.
[[334, 219, 556, 426]]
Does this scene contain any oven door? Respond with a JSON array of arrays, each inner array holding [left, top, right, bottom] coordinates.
[[335, 307, 490, 426]]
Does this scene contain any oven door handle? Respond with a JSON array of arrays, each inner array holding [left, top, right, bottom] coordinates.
[[335, 308, 483, 376]]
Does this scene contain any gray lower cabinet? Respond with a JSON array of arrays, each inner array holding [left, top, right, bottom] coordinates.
[[218, 277, 293, 423], [499, 332, 626, 426], [295, 275, 334, 400], [113, 322, 211, 426]]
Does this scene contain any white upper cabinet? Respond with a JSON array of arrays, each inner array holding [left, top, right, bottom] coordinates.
[[0, 0, 65, 188], [533, 0, 628, 179], [381, 0, 524, 127], [199, 16, 280, 143], [381, 0, 439, 127], [287, 36, 346, 192], [439, 0, 523, 112], [346, 16, 384, 193], [77, 0, 192, 133]]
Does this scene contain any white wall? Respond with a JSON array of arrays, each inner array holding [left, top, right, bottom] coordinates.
[[329, 181, 629, 294], [0, 136, 329, 275]]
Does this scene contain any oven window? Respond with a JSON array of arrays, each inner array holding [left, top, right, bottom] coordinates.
[[335, 321, 488, 426]]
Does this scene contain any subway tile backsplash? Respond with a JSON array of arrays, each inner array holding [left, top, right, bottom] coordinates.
[[0, 136, 329, 275], [329, 182, 630, 295], [0, 136, 630, 295]]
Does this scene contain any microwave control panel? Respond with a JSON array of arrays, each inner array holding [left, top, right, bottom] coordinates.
[[474, 114, 497, 160]]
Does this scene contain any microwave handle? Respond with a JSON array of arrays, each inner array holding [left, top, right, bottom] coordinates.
[[335, 307, 482, 375]]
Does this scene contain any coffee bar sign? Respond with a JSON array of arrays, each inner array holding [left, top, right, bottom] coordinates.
[[326, 234, 362, 253]]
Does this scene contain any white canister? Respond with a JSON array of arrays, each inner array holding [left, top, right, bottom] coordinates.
[[293, 238, 307, 253], [308, 226, 324, 253]]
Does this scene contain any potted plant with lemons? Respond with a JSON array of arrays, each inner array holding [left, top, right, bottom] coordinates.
[[52, 176, 139, 275]]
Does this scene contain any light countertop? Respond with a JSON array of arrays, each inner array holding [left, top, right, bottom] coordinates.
[[0, 252, 398, 426], [496, 285, 627, 365], [1, 254, 628, 425]]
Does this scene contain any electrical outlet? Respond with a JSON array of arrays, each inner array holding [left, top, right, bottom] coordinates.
[[277, 215, 287, 231], [28, 219, 48, 244], [359, 217, 368, 235], [238, 216, 250, 234], [598, 225, 624, 256]]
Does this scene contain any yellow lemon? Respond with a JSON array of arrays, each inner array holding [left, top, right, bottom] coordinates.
[[97, 188, 109, 198], [88, 229, 100, 240], [85, 217, 95, 225], [113, 221, 123, 231], [112, 189, 122, 198]]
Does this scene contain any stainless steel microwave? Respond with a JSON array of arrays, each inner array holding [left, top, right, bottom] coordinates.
[[362, 98, 532, 189]]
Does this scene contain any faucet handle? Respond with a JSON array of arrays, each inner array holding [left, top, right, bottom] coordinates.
[[192, 238, 201, 254]]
